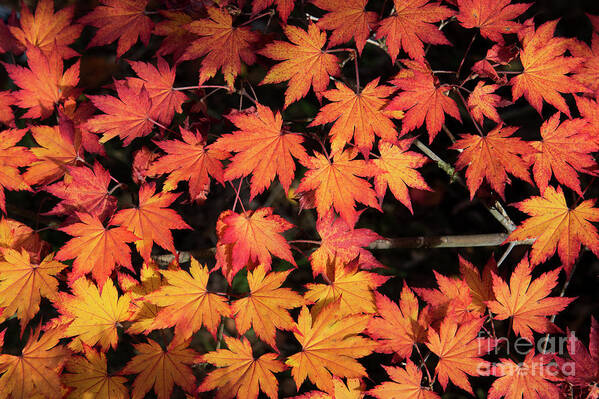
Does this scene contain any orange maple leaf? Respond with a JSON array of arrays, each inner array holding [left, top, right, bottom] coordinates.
[[9, 0, 82, 59], [153, 10, 195, 60], [181, 7, 259, 89], [528, 113, 598, 195], [23, 125, 81, 186], [0, 129, 35, 213], [260, 23, 341, 108], [376, 0, 454, 62], [294, 377, 365, 399], [487, 256, 575, 342], [58, 277, 133, 351], [457, 0, 531, 43], [0, 249, 66, 330], [0, 92, 14, 126], [459, 255, 497, 315], [310, 211, 382, 277], [232, 265, 304, 350], [86, 80, 154, 146], [451, 125, 534, 199], [576, 95, 599, 145], [467, 82, 505, 124], [0, 218, 48, 263], [305, 260, 388, 317], [143, 258, 232, 339], [0, 326, 70, 399], [126, 57, 187, 124], [119, 262, 164, 335], [79, 0, 152, 58], [113, 183, 191, 262], [511, 20, 588, 117], [488, 352, 562, 399], [386, 64, 461, 142], [122, 336, 198, 399], [213, 104, 309, 198], [2, 46, 79, 119], [310, 79, 398, 155], [312, 0, 378, 54], [219, 207, 296, 275], [62, 346, 129, 399], [252, 0, 295, 23], [286, 303, 377, 393], [367, 285, 429, 359], [374, 141, 430, 213], [198, 335, 286, 399], [55, 212, 138, 287], [45, 162, 117, 219], [426, 317, 492, 394], [369, 361, 440, 399], [148, 128, 227, 201], [506, 186, 599, 274], [296, 149, 379, 225]]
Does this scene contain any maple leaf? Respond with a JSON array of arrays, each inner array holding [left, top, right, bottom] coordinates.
[[556, 318, 599, 395], [180, 7, 260, 89], [367, 284, 429, 359], [231, 265, 304, 349], [468, 82, 505, 124], [122, 336, 198, 399], [286, 303, 377, 393], [113, 183, 191, 262], [305, 260, 388, 317], [487, 256, 575, 342], [55, 212, 139, 287], [86, 80, 154, 146], [0, 326, 70, 399], [426, 317, 492, 394], [576, 95, 599, 145], [0, 248, 66, 330], [312, 0, 378, 54], [569, 34, 599, 93], [0, 92, 15, 126], [457, 0, 531, 43], [0, 129, 35, 213], [309, 79, 398, 155], [506, 186, 599, 274], [296, 149, 379, 225], [0, 20, 22, 55], [45, 162, 117, 219], [9, 0, 82, 59], [79, 0, 152, 58], [0, 218, 48, 263], [386, 65, 461, 142], [294, 377, 365, 399], [153, 11, 195, 60], [369, 361, 440, 399], [132, 146, 159, 185], [260, 23, 341, 108], [459, 255, 497, 315], [252, 0, 295, 23], [2, 46, 79, 119], [376, 0, 454, 62], [212, 104, 309, 198], [143, 258, 232, 339], [374, 141, 430, 213], [488, 352, 562, 399], [62, 346, 129, 399], [451, 125, 534, 199], [310, 211, 382, 277], [119, 262, 164, 335], [59, 99, 106, 156], [126, 57, 187, 124], [415, 271, 478, 324], [198, 335, 286, 399], [511, 20, 588, 117], [528, 113, 598, 195], [58, 277, 132, 351], [148, 128, 227, 201], [24, 125, 81, 186], [219, 207, 296, 276]]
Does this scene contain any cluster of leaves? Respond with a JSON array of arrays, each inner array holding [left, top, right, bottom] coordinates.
[[0, 0, 598, 398]]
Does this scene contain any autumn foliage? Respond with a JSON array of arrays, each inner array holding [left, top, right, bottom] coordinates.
[[1, 0, 599, 398]]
